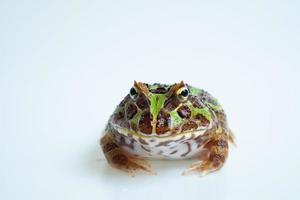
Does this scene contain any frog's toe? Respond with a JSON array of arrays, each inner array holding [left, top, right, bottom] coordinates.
[[182, 161, 219, 176], [112, 153, 155, 175]]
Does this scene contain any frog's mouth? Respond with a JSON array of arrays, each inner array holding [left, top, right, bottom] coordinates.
[[114, 125, 207, 140]]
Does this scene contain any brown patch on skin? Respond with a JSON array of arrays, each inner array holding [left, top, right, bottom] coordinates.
[[150, 85, 169, 94], [205, 138, 228, 149], [181, 142, 191, 157], [156, 111, 170, 135], [141, 145, 151, 152], [114, 110, 124, 120], [170, 150, 178, 155], [177, 106, 191, 119], [167, 81, 185, 98], [136, 94, 150, 110], [103, 142, 118, 153], [164, 94, 181, 111], [134, 81, 150, 96], [138, 138, 148, 145], [138, 111, 153, 134], [196, 114, 210, 126], [126, 103, 137, 120], [112, 154, 128, 165], [155, 140, 173, 147], [182, 121, 198, 132], [189, 96, 204, 108]]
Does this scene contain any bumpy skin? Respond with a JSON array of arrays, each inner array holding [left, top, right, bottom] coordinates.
[[100, 81, 235, 176]]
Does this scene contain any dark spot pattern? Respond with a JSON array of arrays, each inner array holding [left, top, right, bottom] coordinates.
[[156, 111, 170, 134], [155, 140, 173, 147], [177, 106, 191, 119], [189, 96, 204, 108], [150, 86, 169, 94], [196, 114, 210, 126], [138, 111, 153, 134], [181, 142, 191, 157], [126, 103, 137, 120], [114, 110, 124, 120], [136, 94, 150, 110], [164, 94, 180, 111], [141, 145, 151, 152], [170, 150, 178, 155], [182, 121, 198, 131], [138, 138, 148, 145]]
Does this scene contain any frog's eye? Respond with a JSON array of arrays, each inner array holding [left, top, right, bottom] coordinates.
[[129, 87, 138, 99], [177, 87, 189, 100]]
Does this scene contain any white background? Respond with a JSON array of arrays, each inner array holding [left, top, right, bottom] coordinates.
[[1, 1, 300, 200]]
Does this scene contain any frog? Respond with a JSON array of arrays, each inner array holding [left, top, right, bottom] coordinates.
[[100, 81, 235, 176]]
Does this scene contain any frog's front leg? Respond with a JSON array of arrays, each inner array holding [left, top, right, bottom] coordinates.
[[182, 134, 229, 176], [100, 133, 154, 175]]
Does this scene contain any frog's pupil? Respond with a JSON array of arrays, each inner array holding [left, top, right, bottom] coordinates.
[[130, 87, 137, 96], [181, 89, 189, 97]]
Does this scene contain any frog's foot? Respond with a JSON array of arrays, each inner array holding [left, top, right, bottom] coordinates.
[[182, 136, 228, 176], [100, 133, 155, 176]]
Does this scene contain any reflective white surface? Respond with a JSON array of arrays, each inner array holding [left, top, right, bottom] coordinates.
[[1, 1, 300, 200]]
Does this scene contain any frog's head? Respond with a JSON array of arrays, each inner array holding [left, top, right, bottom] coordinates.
[[110, 81, 212, 137]]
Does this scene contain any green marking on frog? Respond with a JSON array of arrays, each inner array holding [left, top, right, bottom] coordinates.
[[130, 110, 142, 126], [114, 106, 124, 114], [150, 94, 167, 121], [192, 107, 212, 122], [190, 87, 203, 96], [149, 84, 159, 90], [170, 110, 183, 127]]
